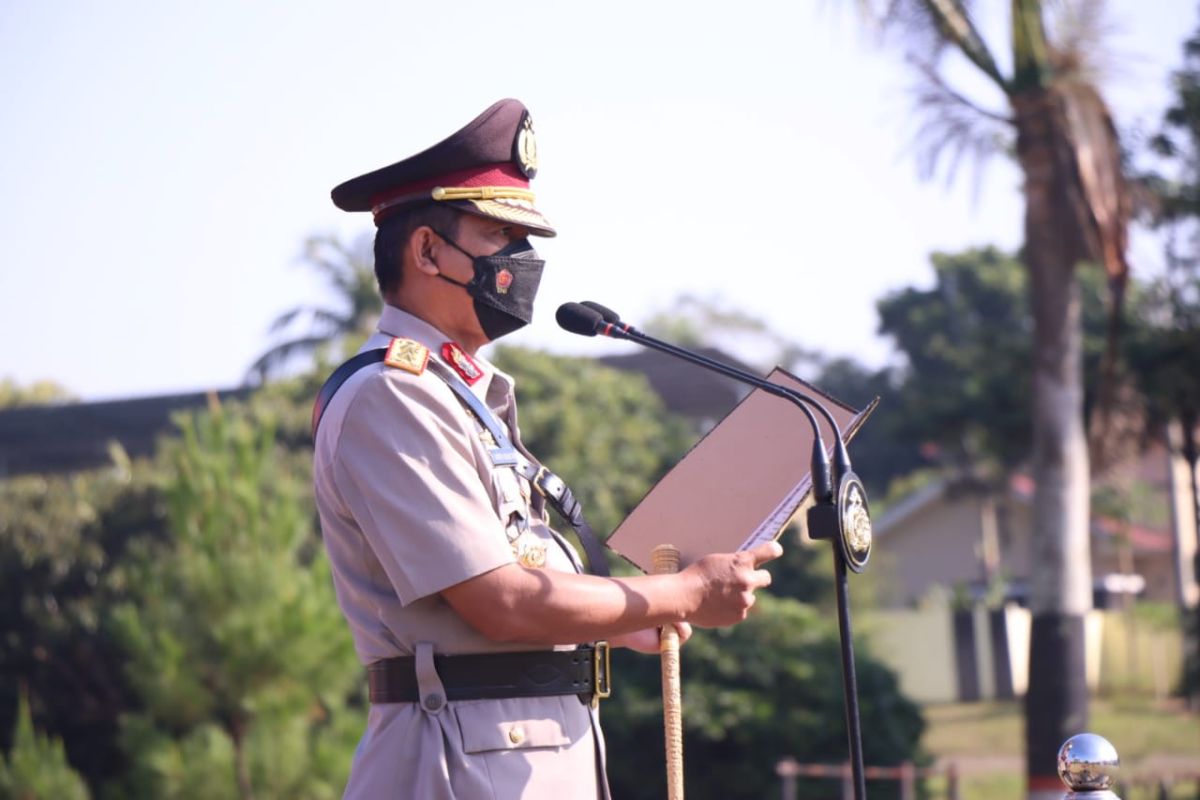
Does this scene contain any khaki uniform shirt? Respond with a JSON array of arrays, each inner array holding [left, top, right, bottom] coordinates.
[[314, 305, 607, 799]]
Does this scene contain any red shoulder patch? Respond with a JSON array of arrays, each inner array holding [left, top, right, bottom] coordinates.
[[442, 341, 484, 385]]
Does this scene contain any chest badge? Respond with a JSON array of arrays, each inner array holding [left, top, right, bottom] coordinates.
[[512, 530, 548, 569], [442, 342, 484, 385], [383, 338, 429, 375]]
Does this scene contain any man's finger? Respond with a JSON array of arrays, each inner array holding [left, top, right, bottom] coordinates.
[[748, 540, 784, 567], [749, 568, 773, 589]]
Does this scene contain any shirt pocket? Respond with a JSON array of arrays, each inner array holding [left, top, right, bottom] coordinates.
[[456, 698, 578, 753]]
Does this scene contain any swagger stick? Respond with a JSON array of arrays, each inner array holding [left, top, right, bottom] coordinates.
[[652, 544, 685, 800]]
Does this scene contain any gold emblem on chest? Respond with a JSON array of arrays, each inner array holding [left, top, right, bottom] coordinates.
[[512, 530, 547, 568]]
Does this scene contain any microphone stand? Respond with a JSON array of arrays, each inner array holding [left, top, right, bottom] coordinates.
[[561, 303, 871, 800]]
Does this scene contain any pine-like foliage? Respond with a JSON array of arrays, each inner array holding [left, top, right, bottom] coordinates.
[[106, 405, 362, 799], [0, 692, 89, 800]]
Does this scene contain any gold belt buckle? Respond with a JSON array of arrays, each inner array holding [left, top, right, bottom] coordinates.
[[591, 640, 612, 708], [531, 465, 549, 497]]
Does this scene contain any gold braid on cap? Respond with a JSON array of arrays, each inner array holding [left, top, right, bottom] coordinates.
[[371, 185, 538, 221], [432, 186, 536, 202]]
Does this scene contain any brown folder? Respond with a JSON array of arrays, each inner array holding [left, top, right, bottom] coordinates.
[[606, 367, 877, 572]]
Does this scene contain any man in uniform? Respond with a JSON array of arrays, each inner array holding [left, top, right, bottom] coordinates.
[[313, 98, 782, 799]]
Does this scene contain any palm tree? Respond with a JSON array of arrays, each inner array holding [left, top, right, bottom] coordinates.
[[854, 2, 1130, 794], [247, 232, 381, 383]]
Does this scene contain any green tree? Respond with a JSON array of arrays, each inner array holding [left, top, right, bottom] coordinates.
[[857, 2, 1133, 786], [0, 692, 89, 800], [0, 456, 160, 793], [1136, 15, 1200, 697], [106, 405, 361, 799], [806, 357, 914, 499], [602, 594, 924, 800], [247, 233, 381, 383], [0, 378, 74, 408], [875, 247, 1115, 475]]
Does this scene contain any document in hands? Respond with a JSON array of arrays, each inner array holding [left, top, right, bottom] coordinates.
[[605, 368, 876, 573]]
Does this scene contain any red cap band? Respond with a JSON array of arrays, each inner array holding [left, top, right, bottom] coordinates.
[[369, 162, 529, 213]]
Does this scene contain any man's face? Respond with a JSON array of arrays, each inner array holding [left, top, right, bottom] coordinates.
[[435, 214, 532, 284], [427, 214, 535, 347]]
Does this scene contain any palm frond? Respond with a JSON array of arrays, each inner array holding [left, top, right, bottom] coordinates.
[[250, 231, 382, 384], [856, 0, 1012, 96], [266, 307, 313, 334], [919, 0, 1008, 90], [267, 306, 351, 335], [907, 59, 1014, 184], [1044, 0, 1117, 86], [301, 233, 373, 295], [1012, 0, 1052, 90], [244, 335, 335, 385], [1059, 81, 1130, 287]]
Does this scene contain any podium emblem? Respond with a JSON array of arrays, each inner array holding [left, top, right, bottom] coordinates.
[[837, 473, 872, 572]]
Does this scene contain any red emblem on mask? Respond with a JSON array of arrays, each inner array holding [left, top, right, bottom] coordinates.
[[442, 342, 484, 385], [495, 269, 514, 295]]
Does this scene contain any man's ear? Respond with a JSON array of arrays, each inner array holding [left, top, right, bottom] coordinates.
[[408, 226, 441, 277]]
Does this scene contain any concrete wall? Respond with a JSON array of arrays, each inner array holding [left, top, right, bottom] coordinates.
[[877, 489, 1177, 606], [882, 495, 990, 605], [863, 606, 1175, 704], [864, 608, 959, 703]]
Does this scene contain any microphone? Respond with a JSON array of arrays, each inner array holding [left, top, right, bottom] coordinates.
[[576, 301, 853, 479], [580, 300, 620, 323], [555, 301, 870, 567], [556, 301, 834, 485]]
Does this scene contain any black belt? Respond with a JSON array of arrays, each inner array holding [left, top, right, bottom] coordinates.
[[368, 643, 612, 707]]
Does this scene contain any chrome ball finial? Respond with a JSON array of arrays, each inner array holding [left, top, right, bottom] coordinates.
[[1058, 733, 1120, 794]]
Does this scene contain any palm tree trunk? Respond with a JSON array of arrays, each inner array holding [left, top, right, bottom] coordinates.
[[1013, 87, 1093, 798]]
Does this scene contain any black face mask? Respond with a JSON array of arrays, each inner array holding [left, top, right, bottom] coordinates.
[[432, 231, 546, 341]]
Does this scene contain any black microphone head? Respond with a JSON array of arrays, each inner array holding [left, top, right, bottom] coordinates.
[[556, 302, 604, 336], [580, 301, 620, 323]]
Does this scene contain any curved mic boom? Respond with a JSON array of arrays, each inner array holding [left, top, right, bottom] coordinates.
[[580, 301, 853, 479], [556, 301, 858, 503], [556, 300, 874, 799]]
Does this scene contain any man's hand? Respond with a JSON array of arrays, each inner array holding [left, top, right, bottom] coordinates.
[[441, 539, 783, 645], [680, 540, 782, 628], [612, 622, 693, 654]]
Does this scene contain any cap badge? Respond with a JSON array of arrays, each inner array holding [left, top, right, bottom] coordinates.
[[495, 268, 514, 295], [383, 337, 429, 375], [442, 342, 484, 385], [514, 113, 538, 178]]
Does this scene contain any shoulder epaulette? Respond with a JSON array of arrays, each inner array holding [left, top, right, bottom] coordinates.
[[383, 337, 429, 376]]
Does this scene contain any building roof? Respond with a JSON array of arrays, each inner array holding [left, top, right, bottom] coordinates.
[[597, 347, 752, 422], [0, 388, 252, 477], [874, 473, 1173, 555], [0, 346, 759, 478]]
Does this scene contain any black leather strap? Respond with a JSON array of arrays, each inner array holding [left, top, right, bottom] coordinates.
[[368, 645, 605, 704], [311, 348, 611, 576], [311, 348, 387, 438]]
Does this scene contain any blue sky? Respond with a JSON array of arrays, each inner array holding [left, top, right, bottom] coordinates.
[[0, 1, 1191, 400]]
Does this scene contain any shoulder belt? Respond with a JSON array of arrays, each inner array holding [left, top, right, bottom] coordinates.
[[311, 346, 610, 577]]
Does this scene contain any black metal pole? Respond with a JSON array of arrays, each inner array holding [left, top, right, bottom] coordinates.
[[833, 545, 867, 800]]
